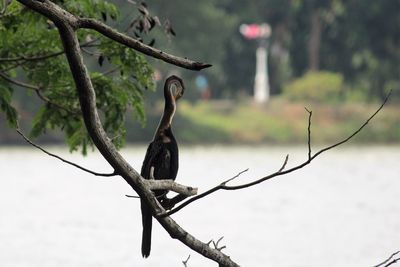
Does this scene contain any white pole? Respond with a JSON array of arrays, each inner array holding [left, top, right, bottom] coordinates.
[[254, 45, 270, 103]]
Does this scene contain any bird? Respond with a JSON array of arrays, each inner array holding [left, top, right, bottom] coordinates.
[[140, 75, 184, 258]]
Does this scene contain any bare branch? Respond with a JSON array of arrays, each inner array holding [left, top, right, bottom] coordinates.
[[374, 251, 400, 267], [182, 255, 191, 267], [163, 169, 249, 217], [16, 126, 116, 177], [78, 18, 212, 71], [304, 107, 312, 160], [165, 93, 390, 216], [311, 91, 391, 159], [278, 154, 289, 172], [144, 179, 198, 196], [221, 168, 249, 185], [212, 237, 226, 251], [125, 194, 140, 198]]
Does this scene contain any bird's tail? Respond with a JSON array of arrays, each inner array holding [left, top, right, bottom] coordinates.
[[141, 199, 152, 258]]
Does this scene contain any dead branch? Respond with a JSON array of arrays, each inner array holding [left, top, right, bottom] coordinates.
[[212, 237, 226, 251], [16, 126, 116, 177], [304, 107, 312, 160], [159, 169, 249, 216], [182, 254, 191, 267], [164, 93, 390, 216], [374, 251, 400, 267], [144, 179, 198, 196]]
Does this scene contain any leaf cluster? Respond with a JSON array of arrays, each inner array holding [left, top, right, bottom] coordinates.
[[0, 0, 154, 154]]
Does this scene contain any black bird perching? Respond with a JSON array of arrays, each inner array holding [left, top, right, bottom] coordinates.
[[140, 75, 184, 258]]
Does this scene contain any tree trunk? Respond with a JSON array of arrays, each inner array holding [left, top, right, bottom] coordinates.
[[307, 10, 322, 71]]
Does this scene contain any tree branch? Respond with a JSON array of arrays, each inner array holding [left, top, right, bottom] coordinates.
[[14, 0, 210, 71], [16, 126, 116, 177], [374, 251, 400, 267], [78, 18, 212, 71], [305, 107, 312, 160], [0, 50, 65, 63], [144, 179, 198, 196], [0, 72, 38, 90], [15, 1, 237, 265], [162, 169, 250, 217], [0, 39, 97, 63], [0, 72, 80, 115], [182, 254, 191, 267], [164, 94, 390, 216]]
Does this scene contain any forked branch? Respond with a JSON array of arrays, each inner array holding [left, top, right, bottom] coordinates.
[[163, 93, 390, 216], [374, 251, 400, 267], [16, 126, 116, 177]]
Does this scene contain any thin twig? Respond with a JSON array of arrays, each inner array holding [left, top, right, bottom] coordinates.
[[222, 168, 249, 185], [164, 92, 390, 216], [182, 254, 191, 267], [0, 50, 65, 63], [0, 40, 98, 63], [0, 72, 80, 115], [101, 66, 120, 76], [304, 107, 312, 160], [278, 154, 289, 172], [0, 61, 24, 72], [16, 126, 116, 177], [0, 72, 38, 90], [162, 169, 249, 216], [81, 47, 103, 56], [125, 194, 140, 198], [374, 251, 400, 267], [212, 236, 226, 251]]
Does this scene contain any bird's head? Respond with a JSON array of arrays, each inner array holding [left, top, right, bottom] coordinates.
[[165, 75, 185, 101]]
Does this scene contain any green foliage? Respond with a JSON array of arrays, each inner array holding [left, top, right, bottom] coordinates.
[[283, 71, 344, 102], [0, 1, 153, 154], [0, 82, 17, 127]]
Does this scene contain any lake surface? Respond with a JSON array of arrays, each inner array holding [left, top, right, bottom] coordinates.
[[0, 145, 399, 267]]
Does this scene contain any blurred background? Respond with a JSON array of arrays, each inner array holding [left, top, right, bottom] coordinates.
[[1, 0, 399, 145], [1, 1, 400, 267]]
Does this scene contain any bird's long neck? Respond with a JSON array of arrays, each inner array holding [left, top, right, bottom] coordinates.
[[154, 80, 177, 138]]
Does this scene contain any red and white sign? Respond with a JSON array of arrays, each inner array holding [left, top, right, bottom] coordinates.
[[239, 23, 271, 39]]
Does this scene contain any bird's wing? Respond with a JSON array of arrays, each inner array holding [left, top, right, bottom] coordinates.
[[141, 140, 172, 180]]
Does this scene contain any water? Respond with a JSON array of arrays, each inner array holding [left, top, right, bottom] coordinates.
[[0, 145, 399, 267]]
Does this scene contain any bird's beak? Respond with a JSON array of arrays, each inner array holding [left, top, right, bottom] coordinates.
[[174, 85, 184, 100]]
